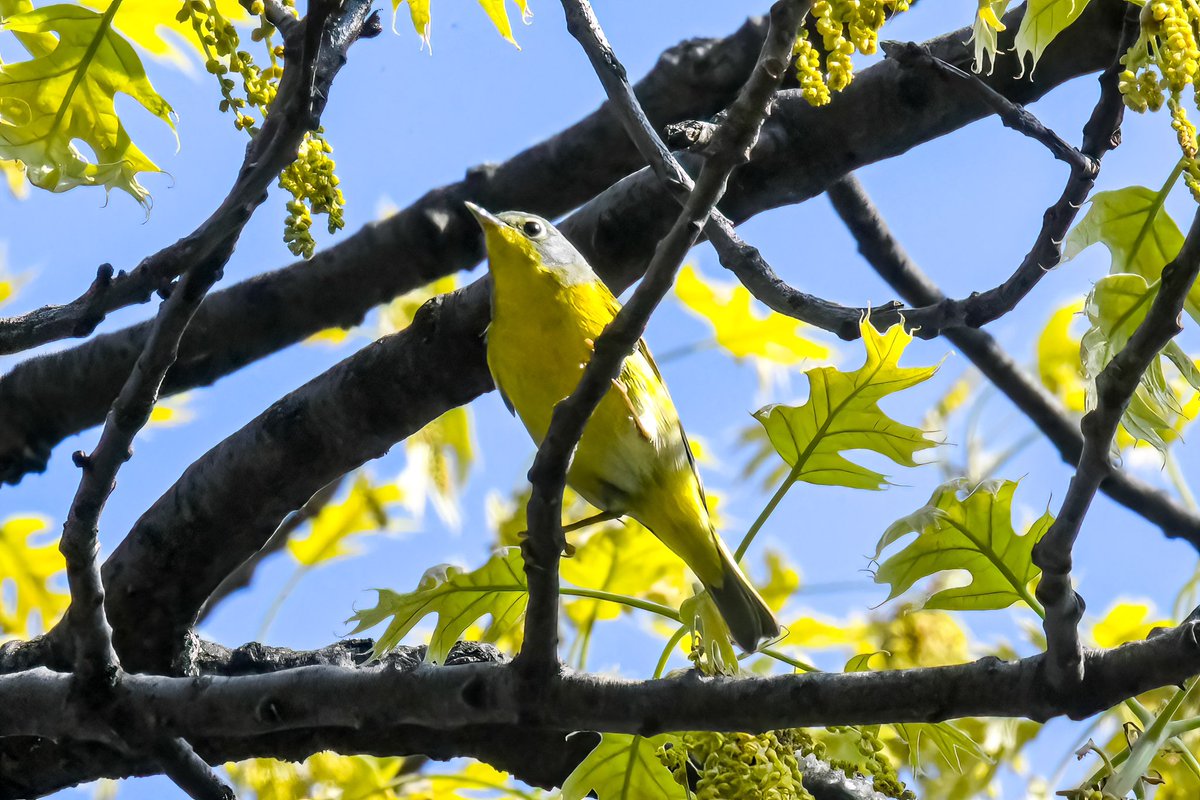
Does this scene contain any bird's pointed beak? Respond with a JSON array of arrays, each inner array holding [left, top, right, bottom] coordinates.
[[465, 201, 504, 231]]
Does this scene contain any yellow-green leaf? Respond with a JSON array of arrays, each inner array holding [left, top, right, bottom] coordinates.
[[561, 517, 690, 626], [971, 0, 1011, 74], [1089, 600, 1171, 649], [400, 405, 474, 529], [1080, 273, 1200, 454], [288, 474, 403, 568], [146, 392, 195, 428], [0, 265, 30, 309], [0, 515, 68, 637], [0, 159, 26, 197], [1013, 0, 1092, 73], [83, 0, 247, 66], [1036, 299, 1087, 413], [873, 478, 1049, 613], [560, 733, 685, 800], [1065, 186, 1198, 321], [675, 264, 830, 366], [752, 321, 939, 490], [0, 4, 175, 203], [347, 547, 527, 663], [227, 754, 405, 800], [892, 721, 992, 775], [393, 0, 527, 48]]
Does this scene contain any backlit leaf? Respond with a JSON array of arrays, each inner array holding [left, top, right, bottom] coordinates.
[[1065, 186, 1198, 321], [288, 474, 404, 568], [0, 262, 29, 309], [0, 159, 25, 197], [560, 733, 684, 800], [971, 0, 1011, 74], [1036, 299, 1087, 413], [400, 405, 474, 529], [1013, 0, 1091, 74], [1089, 601, 1171, 649], [892, 720, 992, 775], [1080, 273, 1200, 454], [82, 0, 247, 66], [146, 392, 195, 428], [752, 321, 939, 490], [0, 4, 175, 203], [0, 515, 68, 637], [393, 0, 529, 48], [348, 547, 527, 664], [675, 264, 831, 366], [873, 478, 1049, 612], [227, 753, 406, 800]]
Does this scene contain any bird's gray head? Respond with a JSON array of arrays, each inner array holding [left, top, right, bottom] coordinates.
[[465, 202, 597, 285]]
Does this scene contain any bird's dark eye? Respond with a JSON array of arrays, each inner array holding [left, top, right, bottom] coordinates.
[[522, 220, 545, 238]]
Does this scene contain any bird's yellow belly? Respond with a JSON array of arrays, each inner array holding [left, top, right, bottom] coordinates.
[[488, 305, 657, 512]]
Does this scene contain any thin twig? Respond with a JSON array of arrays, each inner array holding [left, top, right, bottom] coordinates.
[[1032, 208, 1200, 688], [882, 41, 1096, 173], [517, 0, 811, 679], [826, 175, 1200, 549]]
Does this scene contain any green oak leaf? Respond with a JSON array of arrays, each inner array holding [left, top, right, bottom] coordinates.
[[752, 320, 939, 490], [1081, 273, 1200, 454], [873, 478, 1049, 613], [560, 733, 684, 800], [0, 4, 174, 203], [1065, 186, 1199, 321], [1014, 0, 1092, 73], [347, 547, 527, 664]]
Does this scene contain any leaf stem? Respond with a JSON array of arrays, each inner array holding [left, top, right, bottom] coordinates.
[[735, 466, 798, 562]]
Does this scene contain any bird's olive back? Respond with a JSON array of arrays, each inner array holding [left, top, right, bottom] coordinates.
[[495, 211, 598, 285]]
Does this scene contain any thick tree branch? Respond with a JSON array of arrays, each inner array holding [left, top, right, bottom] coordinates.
[[0, 0, 1129, 484], [1032, 209, 1200, 688], [827, 176, 1200, 549], [4, 619, 1200, 782]]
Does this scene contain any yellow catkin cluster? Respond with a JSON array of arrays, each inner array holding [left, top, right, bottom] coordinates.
[[180, 0, 345, 257], [658, 731, 814, 800], [279, 130, 345, 258], [1119, 0, 1200, 197], [793, 0, 910, 106]]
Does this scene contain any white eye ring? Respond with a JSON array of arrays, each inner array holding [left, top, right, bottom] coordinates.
[[522, 220, 545, 238]]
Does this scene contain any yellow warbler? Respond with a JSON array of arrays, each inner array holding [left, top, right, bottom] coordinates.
[[467, 202, 779, 650]]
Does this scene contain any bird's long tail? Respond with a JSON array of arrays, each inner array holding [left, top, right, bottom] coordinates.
[[703, 539, 780, 652]]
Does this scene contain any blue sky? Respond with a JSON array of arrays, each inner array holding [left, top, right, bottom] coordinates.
[[4, 1, 1200, 797]]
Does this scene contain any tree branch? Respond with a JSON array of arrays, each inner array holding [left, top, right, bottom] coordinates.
[[0, 0, 1129, 484], [826, 175, 1200, 549], [1032, 208, 1200, 688]]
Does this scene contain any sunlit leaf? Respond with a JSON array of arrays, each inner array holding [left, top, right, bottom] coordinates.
[[757, 550, 800, 613], [0, 159, 26, 197], [971, 0, 1011, 74], [393, 0, 529, 49], [309, 274, 457, 345], [0, 515, 68, 637], [1036, 299, 1087, 413], [1089, 601, 1171, 649], [348, 547, 527, 663], [82, 0, 247, 66], [288, 474, 403, 568], [1065, 186, 1198, 321], [0, 4, 175, 203], [1013, 0, 1092, 74], [0, 262, 30, 309], [227, 753, 406, 800], [675, 264, 830, 366], [146, 392, 195, 428], [400, 406, 474, 529], [892, 720, 992, 775], [752, 321, 939, 490], [560, 733, 685, 800], [561, 518, 690, 626], [873, 478, 1049, 612], [1081, 273, 1200, 454]]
